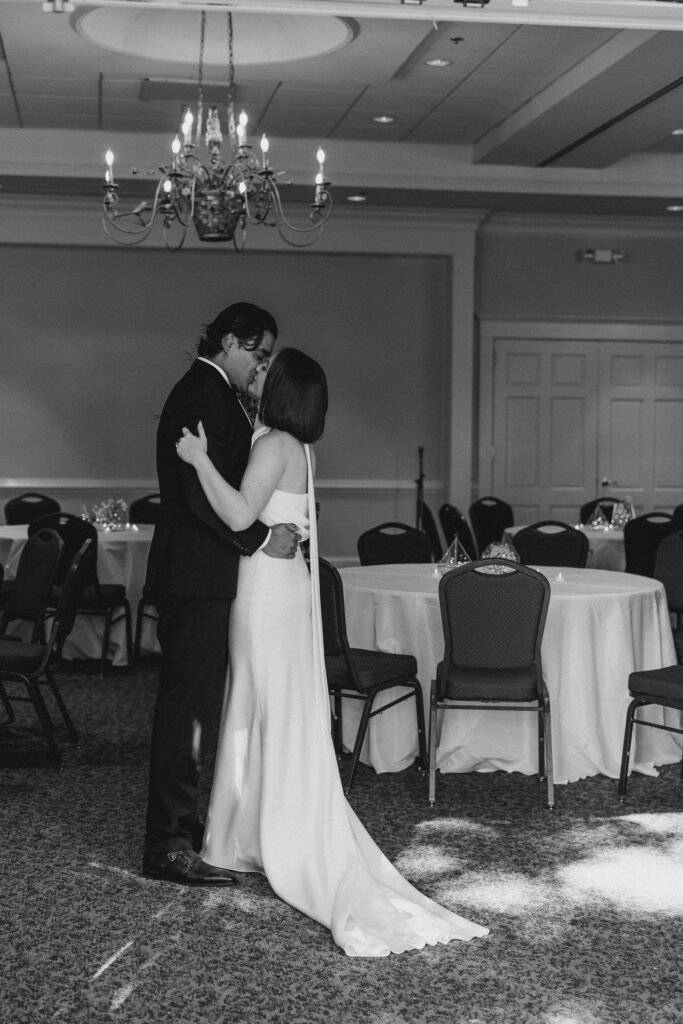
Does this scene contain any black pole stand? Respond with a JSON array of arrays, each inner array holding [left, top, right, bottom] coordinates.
[[415, 446, 424, 529]]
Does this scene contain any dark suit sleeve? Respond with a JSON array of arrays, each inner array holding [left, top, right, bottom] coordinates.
[[175, 379, 268, 557]]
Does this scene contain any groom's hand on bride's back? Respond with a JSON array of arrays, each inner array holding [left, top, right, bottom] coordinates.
[[264, 523, 301, 559]]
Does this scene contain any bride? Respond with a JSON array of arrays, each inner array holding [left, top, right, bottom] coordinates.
[[176, 346, 488, 958]]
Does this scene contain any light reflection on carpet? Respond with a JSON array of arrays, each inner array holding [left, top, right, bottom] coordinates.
[[444, 871, 553, 915], [558, 845, 683, 914], [414, 818, 499, 838], [394, 844, 466, 878]]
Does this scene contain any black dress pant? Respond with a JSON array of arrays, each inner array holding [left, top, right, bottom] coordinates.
[[145, 596, 232, 853]]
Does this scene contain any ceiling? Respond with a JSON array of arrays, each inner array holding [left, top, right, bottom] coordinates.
[[3, 0, 683, 219]]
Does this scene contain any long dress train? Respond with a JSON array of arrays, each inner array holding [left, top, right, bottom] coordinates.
[[202, 429, 489, 957]]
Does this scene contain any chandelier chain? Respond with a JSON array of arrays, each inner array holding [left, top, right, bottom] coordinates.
[[228, 13, 235, 93], [198, 11, 206, 97]]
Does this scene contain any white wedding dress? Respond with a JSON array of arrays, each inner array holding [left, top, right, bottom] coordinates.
[[201, 429, 489, 957]]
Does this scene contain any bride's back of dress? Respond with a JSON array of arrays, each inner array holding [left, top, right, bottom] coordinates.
[[201, 424, 489, 957]]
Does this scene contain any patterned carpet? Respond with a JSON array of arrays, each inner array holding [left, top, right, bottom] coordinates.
[[1, 661, 682, 1024]]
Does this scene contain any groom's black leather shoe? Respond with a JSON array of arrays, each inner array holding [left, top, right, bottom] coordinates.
[[143, 849, 238, 886]]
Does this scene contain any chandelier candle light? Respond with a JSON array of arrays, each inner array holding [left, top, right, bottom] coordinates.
[[102, 12, 332, 250]]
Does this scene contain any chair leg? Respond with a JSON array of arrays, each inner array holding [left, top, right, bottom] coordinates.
[[0, 680, 15, 724], [101, 609, 112, 677], [537, 706, 546, 783], [26, 677, 63, 767], [123, 601, 133, 666], [134, 601, 146, 662], [428, 679, 438, 805], [543, 698, 554, 811], [44, 666, 79, 748], [411, 679, 427, 771], [618, 698, 643, 800], [330, 690, 343, 758], [344, 696, 373, 796]]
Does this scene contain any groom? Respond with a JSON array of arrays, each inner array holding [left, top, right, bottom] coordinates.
[[143, 302, 300, 886]]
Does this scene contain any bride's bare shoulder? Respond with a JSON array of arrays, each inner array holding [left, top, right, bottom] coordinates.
[[257, 428, 303, 452]]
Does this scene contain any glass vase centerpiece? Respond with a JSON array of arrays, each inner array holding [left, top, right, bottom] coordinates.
[[82, 498, 131, 532]]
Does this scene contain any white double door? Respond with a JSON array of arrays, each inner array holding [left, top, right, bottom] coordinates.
[[479, 325, 683, 523]]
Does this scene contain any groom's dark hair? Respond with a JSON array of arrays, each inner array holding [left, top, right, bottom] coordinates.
[[197, 302, 278, 357], [260, 348, 327, 444]]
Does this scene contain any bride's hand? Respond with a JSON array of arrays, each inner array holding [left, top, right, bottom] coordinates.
[[176, 422, 208, 465]]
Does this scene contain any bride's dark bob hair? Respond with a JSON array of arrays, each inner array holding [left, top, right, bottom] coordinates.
[[259, 347, 328, 444]]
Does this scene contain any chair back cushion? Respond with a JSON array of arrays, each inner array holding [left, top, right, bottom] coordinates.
[[357, 522, 432, 565], [513, 520, 589, 568], [653, 530, 683, 614], [28, 512, 98, 588], [318, 558, 348, 658], [624, 513, 680, 578], [129, 494, 161, 525], [468, 497, 514, 553], [438, 559, 550, 702], [4, 492, 60, 526], [3, 528, 63, 628], [579, 497, 621, 525]]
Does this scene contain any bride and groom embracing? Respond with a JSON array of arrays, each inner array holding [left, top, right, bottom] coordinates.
[[142, 302, 488, 957]]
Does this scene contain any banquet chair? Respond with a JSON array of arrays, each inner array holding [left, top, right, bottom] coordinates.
[[623, 512, 681, 579], [319, 558, 427, 794], [438, 504, 478, 560], [0, 539, 91, 766], [417, 500, 444, 561], [28, 512, 133, 675], [512, 520, 589, 568], [429, 558, 553, 809], [617, 664, 683, 800], [673, 504, 683, 523], [653, 531, 683, 629], [653, 531, 683, 663], [468, 496, 514, 555], [4, 492, 60, 526], [0, 528, 62, 727], [579, 497, 622, 525], [357, 522, 432, 566], [129, 493, 161, 525]]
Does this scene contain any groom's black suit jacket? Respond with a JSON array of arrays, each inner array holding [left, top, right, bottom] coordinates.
[[145, 359, 268, 600]]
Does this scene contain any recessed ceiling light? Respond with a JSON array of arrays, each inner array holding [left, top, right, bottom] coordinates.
[[425, 58, 452, 68], [666, 205, 683, 212], [672, 129, 683, 136], [373, 115, 395, 124], [347, 193, 367, 203]]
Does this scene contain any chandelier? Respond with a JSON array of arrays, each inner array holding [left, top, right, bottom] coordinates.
[[102, 12, 332, 251]]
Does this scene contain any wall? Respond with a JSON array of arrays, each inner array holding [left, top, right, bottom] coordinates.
[[0, 243, 451, 559], [475, 215, 683, 522], [478, 215, 683, 321]]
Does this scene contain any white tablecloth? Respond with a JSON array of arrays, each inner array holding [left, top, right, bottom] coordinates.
[[0, 524, 154, 665], [504, 524, 625, 571], [339, 563, 681, 784]]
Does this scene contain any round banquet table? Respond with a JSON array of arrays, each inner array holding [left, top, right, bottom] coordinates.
[[504, 524, 625, 572], [0, 523, 155, 665], [338, 563, 681, 785]]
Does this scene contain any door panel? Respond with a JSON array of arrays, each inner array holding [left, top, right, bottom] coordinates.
[[598, 344, 683, 513], [484, 327, 683, 524], [492, 340, 598, 522]]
